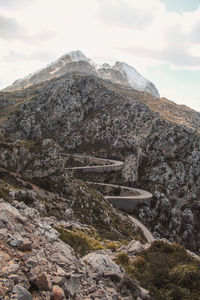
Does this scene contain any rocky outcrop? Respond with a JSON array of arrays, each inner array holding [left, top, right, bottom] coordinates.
[[82, 252, 121, 274]]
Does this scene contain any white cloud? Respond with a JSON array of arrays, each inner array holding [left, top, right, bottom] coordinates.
[[0, 0, 200, 110], [1, 0, 200, 72], [0, 0, 39, 10], [122, 44, 200, 69], [110, 1, 200, 70], [97, 0, 160, 29], [3, 50, 54, 63], [0, 13, 26, 40], [0, 12, 54, 43]]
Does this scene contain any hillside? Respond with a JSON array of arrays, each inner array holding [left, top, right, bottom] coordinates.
[[0, 71, 200, 299]]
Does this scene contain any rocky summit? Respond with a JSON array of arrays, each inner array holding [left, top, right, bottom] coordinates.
[[3, 50, 159, 98], [0, 58, 200, 299]]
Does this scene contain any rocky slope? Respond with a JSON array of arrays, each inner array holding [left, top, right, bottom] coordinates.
[[0, 151, 199, 299], [0, 196, 151, 299], [0, 138, 152, 299], [0, 139, 143, 241], [3, 50, 159, 97]]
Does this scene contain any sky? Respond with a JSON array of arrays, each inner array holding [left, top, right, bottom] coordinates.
[[0, 0, 200, 111]]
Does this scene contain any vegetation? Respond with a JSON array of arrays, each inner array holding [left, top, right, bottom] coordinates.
[[116, 241, 200, 300], [55, 227, 104, 256], [73, 179, 146, 243], [0, 186, 11, 202], [16, 139, 35, 149], [0, 172, 23, 202], [0, 96, 35, 124], [55, 226, 127, 257]]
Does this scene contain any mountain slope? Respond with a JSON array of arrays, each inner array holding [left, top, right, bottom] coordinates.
[[1, 72, 200, 253], [3, 50, 160, 97]]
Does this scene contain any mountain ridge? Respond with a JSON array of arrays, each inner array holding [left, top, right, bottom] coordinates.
[[3, 50, 160, 97]]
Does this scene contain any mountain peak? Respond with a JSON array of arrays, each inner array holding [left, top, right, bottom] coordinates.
[[60, 50, 88, 62], [113, 61, 159, 97], [3, 50, 159, 97]]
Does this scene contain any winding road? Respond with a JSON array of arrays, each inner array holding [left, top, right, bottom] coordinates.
[[64, 154, 155, 243]]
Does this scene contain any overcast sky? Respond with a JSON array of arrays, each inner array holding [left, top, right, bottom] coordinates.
[[0, 0, 200, 111]]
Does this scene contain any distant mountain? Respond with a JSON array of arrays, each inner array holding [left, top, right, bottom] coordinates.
[[3, 50, 160, 97]]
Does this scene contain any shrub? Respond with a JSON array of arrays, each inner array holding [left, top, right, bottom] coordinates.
[[106, 241, 119, 251], [133, 256, 147, 269], [170, 264, 200, 290], [116, 241, 200, 300], [116, 251, 130, 265], [55, 227, 104, 257], [117, 275, 141, 297]]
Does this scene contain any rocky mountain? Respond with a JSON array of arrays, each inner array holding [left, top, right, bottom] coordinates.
[[1, 67, 200, 299], [1, 72, 200, 250], [3, 50, 160, 97]]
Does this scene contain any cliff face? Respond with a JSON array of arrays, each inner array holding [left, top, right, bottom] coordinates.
[[1, 73, 200, 253]]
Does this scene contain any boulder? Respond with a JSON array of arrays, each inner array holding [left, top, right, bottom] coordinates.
[[64, 274, 81, 297], [82, 252, 121, 274], [35, 272, 52, 291], [12, 284, 32, 300], [18, 238, 32, 251], [52, 285, 66, 300], [124, 240, 145, 255]]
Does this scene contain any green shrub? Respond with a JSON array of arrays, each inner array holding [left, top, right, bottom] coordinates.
[[55, 227, 104, 257], [115, 241, 200, 300], [170, 264, 200, 290], [106, 241, 119, 251], [0, 188, 10, 201], [116, 251, 130, 265]]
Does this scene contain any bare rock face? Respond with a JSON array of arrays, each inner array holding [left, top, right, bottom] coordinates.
[[82, 251, 121, 274]]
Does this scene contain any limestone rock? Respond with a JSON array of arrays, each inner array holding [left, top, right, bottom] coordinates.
[[4, 50, 159, 97], [64, 274, 81, 297], [123, 240, 145, 256], [82, 252, 121, 274]]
